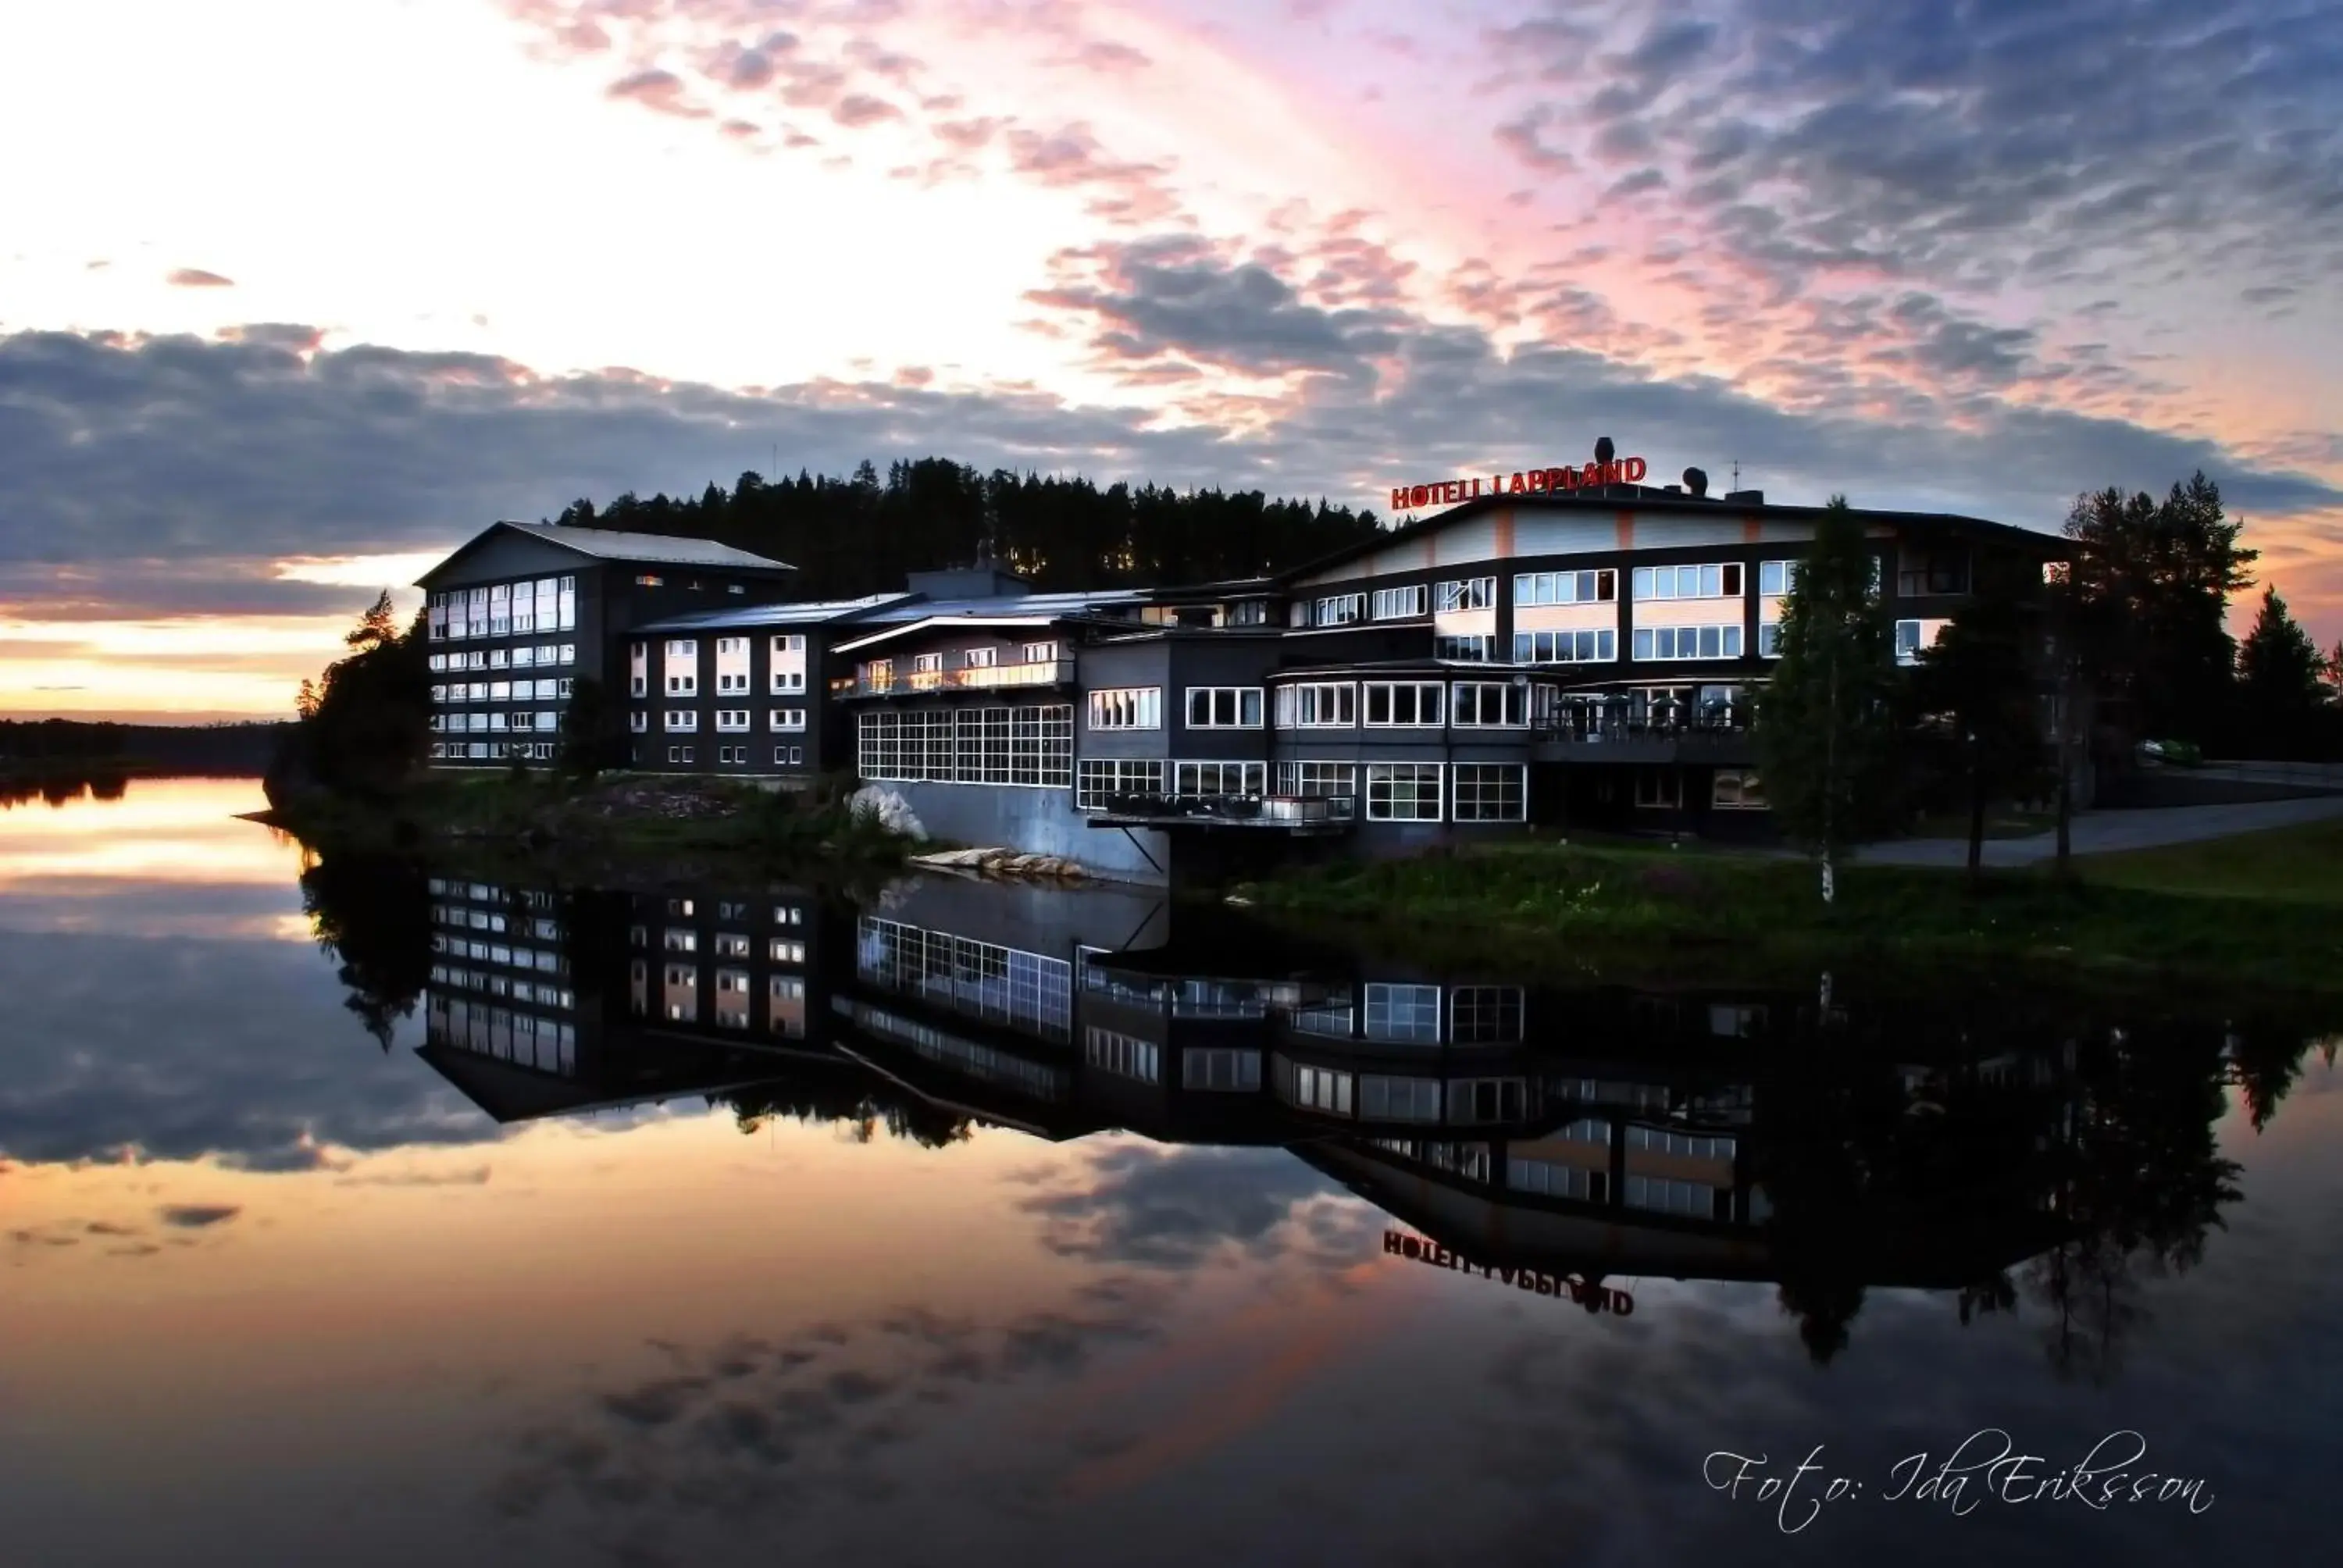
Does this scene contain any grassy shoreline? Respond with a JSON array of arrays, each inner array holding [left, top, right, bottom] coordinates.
[[259, 771, 912, 879], [1235, 819, 2343, 997]]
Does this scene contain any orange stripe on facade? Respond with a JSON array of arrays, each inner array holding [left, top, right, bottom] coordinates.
[[1494, 509, 1514, 559], [1743, 516, 1762, 543], [1615, 511, 1635, 550]]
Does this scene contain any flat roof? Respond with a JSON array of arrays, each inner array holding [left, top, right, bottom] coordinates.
[[632, 592, 915, 633]]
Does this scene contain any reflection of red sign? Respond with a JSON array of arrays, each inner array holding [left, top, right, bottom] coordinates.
[[1391, 458, 1648, 513], [1383, 1229, 1635, 1315]]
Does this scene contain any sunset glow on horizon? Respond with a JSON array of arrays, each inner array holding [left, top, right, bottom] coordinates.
[[3, 0, 2338, 717]]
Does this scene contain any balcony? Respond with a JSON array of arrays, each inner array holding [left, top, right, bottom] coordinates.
[[1534, 700, 1755, 764], [1085, 793, 1357, 833], [846, 658, 1076, 698]]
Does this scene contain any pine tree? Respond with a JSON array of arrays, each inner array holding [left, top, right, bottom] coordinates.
[[2235, 586, 2327, 757], [1755, 497, 1902, 902]]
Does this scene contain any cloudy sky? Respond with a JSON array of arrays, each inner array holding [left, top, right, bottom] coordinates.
[[2, 0, 2338, 720]]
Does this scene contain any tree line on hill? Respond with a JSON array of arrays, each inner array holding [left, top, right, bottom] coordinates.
[[1759, 470, 2343, 893], [0, 717, 289, 772], [548, 458, 1385, 596]]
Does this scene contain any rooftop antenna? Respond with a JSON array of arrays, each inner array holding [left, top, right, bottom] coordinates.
[[1731, 458, 1742, 492]]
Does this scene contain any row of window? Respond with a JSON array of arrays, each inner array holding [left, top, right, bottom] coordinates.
[[1272, 681, 1532, 728], [432, 711, 563, 732], [1072, 761, 1527, 821], [430, 741, 558, 761], [637, 708, 807, 732], [855, 706, 1075, 788], [654, 745, 808, 766], [429, 644, 576, 673], [1307, 561, 1839, 627], [428, 578, 576, 640], [433, 679, 574, 703]]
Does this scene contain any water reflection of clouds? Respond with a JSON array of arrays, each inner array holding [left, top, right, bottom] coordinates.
[[1015, 1139, 1381, 1271], [0, 921, 496, 1168]]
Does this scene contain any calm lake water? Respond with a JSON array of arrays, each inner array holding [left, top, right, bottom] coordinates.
[[4, 777, 2340, 1566]]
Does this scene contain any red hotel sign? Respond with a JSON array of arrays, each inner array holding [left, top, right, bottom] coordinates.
[[1392, 456, 1648, 512], [1385, 1229, 1636, 1315]]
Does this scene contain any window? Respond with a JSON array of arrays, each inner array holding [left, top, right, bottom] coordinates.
[[1450, 986, 1525, 1042], [1371, 583, 1427, 620], [1185, 687, 1263, 728], [715, 637, 750, 693], [1632, 625, 1744, 661], [489, 680, 510, 702], [556, 577, 576, 632], [911, 652, 944, 677], [1450, 682, 1527, 726], [629, 711, 647, 733], [715, 710, 749, 732], [1758, 622, 1783, 658], [1085, 1027, 1161, 1084], [1087, 687, 1161, 729], [1172, 761, 1265, 798], [1182, 1048, 1262, 1091], [1713, 769, 1767, 810], [1895, 618, 1951, 665], [1227, 600, 1271, 626], [770, 938, 807, 964], [1635, 768, 1682, 809], [1360, 1075, 1443, 1123], [1076, 758, 1166, 808], [1274, 682, 1356, 727], [1364, 982, 1443, 1042], [1435, 576, 1496, 612], [1366, 763, 1443, 821], [773, 746, 804, 764], [857, 704, 1072, 787], [770, 708, 807, 731], [1022, 641, 1058, 664], [770, 634, 807, 693], [1287, 1062, 1353, 1115], [664, 709, 697, 731], [636, 573, 664, 587], [1632, 563, 1745, 600], [663, 640, 698, 696], [1514, 568, 1617, 606], [964, 647, 997, 668], [1898, 550, 1970, 597], [1452, 764, 1527, 821], [862, 658, 893, 690], [1434, 634, 1496, 662], [1364, 682, 1444, 726], [719, 744, 746, 763], [427, 594, 448, 642], [489, 583, 510, 637], [1314, 593, 1366, 627], [509, 711, 534, 732], [1515, 629, 1617, 664], [1271, 761, 1356, 799], [1757, 560, 1800, 597]]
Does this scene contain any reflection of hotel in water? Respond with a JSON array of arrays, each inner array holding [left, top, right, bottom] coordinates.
[[414, 873, 2071, 1292]]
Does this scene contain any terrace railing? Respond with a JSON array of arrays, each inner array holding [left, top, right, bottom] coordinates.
[[851, 658, 1076, 698]]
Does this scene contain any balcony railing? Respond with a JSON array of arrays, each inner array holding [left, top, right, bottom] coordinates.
[[1091, 792, 1357, 825], [850, 658, 1075, 697], [1533, 701, 1752, 743]]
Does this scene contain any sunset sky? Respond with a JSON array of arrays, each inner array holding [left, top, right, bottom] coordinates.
[[2, 0, 2338, 721]]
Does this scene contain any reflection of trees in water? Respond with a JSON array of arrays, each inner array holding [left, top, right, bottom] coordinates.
[[0, 773, 128, 808], [1756, 1004, 2320, 1375], [298, 853, 432, 1050], [729, 1082, 972, 1150]]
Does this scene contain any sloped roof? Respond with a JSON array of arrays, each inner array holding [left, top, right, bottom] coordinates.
[[416, 521, 793, 584]]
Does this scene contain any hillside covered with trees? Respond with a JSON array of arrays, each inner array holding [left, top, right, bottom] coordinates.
[[543, 458, 1385, 597]]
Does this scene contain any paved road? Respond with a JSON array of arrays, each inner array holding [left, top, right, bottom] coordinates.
[[1856, 794, 2343, 868]]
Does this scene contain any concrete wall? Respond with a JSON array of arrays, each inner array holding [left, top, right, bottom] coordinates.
[[887, 781, 1172, 884]]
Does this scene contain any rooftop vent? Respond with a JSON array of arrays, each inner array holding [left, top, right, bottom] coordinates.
[[1593, 435, 1616, 465], [1681, 466, 1709, 498], [1723, 489, 1765, 505]]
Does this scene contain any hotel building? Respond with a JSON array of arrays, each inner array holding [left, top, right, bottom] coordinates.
[[423, 461, 2063, 878]]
